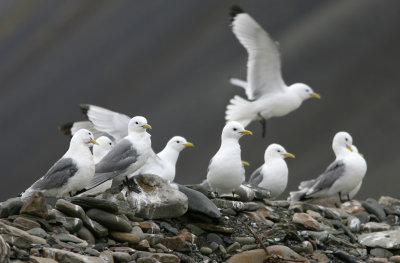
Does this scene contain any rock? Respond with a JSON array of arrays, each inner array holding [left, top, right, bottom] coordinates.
[[347, 216, 361, 233], [242, 244, 259, 251], [209, 241, 219, 251], [30, 256, 58, 262], [225, 246, 309, 263], [104, 174, 188, 219], [19, 191, 48, 219], [13, 216, 41, 229], [54, 232, 86, 245], [149, 253, 180, 263], [234, 236, 255, 245], [221, 208, 237, 216], [27, 227, 49, 239], [200, 246, 212, 255], [234, 185, 255, 201], [379, 196, 400, 207], [55, 217, 82, 233], [0, 220, 46, 249], [112, 251, 133, 262], [383, 205, 400, 216], [207, 233, 223, 245], [369, 258, 388, 263], [311, 251, 330, 263], [43, 247, 108, 262], [0, 198, 24, 218], [0, 235, 10, 263], [211, 199, 261, 212], [82, 215, 109, 238], [70, 196, 119, 213], [109, 232, 140, 244], [185, 224, 204, 236], [363, 222, 391, 232], [161, 235, 186, 250], [85, 247, 101, 257], [227, 242, 240, 253], [359, 230, 400, 249], [55, 199, 86, 219], [87, 208, 132, 232], [194, 223, 234, 233], [362, 198, 386, 222], [76, 226, 96, 244], [390, 256, 400, 263], [177, 184, 221, 219], [292, 213, 324, 231], [159, 221, 178, 235], [137, 239, 150, 249], [370, 248, 393, 258]]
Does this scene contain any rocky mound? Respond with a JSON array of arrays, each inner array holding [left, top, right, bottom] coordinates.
[[1, 175, 400, 263]]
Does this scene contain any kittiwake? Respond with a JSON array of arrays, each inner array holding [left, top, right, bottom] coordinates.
[[225, 5, 320, 137], [21, 129, 98, 199], [248, 144, 295, 199], [206, 121, 252, 197]]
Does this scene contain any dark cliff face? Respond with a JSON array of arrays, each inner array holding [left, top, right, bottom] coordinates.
[[0, 0, 399, 200]]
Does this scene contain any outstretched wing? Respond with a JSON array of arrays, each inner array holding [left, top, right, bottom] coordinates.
[[230, 6, 286, 100]]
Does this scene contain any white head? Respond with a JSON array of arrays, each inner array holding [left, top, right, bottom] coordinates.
[[70, 129, 98, 147], [290, 83, 321, 101], [166, 136, 194, 152], [128, 116, 152, 134], [222, 121, 252, 140], [93, 136, 113, 162], [332, 131, 353, 156], [264, 143, 295, 161]]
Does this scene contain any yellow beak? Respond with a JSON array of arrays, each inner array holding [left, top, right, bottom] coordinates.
[[346, 145, 353, 152], [283, 153, 295, 158], [90, 138, 99, 145], [310, 93, 321, 99], [240, 130, 253, 135], [184, 142, 194, 147], [241, 161, 250, 166], [142, 124, 152, 129], [359, 153, 364, 157]]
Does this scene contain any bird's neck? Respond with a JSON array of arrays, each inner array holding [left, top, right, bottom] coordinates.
[[157, 147, 179, 167], [220, 138, 240, 151], [65, 142, 92, 159]]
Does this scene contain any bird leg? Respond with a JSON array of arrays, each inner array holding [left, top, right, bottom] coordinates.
[[338, 192, 344, 203], [347, 194, 351, 202], [232, 191, 235, 200], [257, 113, 267, 138]]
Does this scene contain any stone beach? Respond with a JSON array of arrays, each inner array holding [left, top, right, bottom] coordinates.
[[1, 174, 400, 262]]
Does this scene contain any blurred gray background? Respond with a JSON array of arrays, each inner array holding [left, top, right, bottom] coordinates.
[[0, 0, 399, 201]]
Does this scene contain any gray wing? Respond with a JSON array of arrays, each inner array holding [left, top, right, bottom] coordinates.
[[31, 158, 78, 190], [298, 179, 316, 190], [85, 171, 118, 190], [231, 11, 286, 99], [248, 166, 263, 186], [306, 160, 346, 196], [95, 139, 138, 173], [81, 104, 131, 142]]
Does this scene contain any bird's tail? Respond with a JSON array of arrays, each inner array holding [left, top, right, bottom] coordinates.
[[229, 78, 248, 90], [288, 190, 307, 202], [225, 95, 254, 127]]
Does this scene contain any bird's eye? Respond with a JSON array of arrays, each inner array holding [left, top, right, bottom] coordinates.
[[345, 138, 348, 141], [109, 143, 112, 145], [135, 122, 139, 125], [277, 150, 281, 153], [176, 141, 180, 143], [233, 128, 237, 131], [306, 89, 310, 92], [88, 132, 91, 135]]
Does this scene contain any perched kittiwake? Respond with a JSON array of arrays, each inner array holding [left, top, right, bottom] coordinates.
[[290, 131, 367, 202], [248, 144, 295, 199], [130, 136, 194, 183], [226, 5, 321, 137], [206, 121, 252, 196], [84, 116, 152, 190], [21, 129, 98, 199], [82, 136, 114, 195]]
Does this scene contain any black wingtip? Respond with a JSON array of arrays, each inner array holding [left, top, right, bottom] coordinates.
[[58, 122, 74, 137], [230, 5, 245, 22], [80, 104, 90, 115]]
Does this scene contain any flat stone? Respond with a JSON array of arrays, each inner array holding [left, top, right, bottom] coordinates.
[[242, 244, 259, 251], [362, 198, 386, 222], [227, 242, 241, 253], [43, 247, 108, 263], [363, 222, 391, 232], [13, 217, 41, 229], [207, 233, 223, 245], [200, 246, 212, 255], [159, 221, 179, 235], [369, 258, 388, 263], [55, 217, 82, 233], [379, 196, 400, 207], [104, 174, 188, 219], [178, 229, 197, 243], [0, 197, 24, 218], [311, 251, 330, 263], [85, 247, 101, 257], [86, 208, 131, 232], [27, 228, 48, 239], [82, 215, 108, 238], [112, 251, 133, 262], [178, 185, 221, 219], [194, 223, 234, 233], [370, 248, 393, 258], [150, 253, 180, 263], [161, 235, 186, 250], [76, 226, 95, 244], [137, 239, 150, 249], [347, 216, 361, 233], [55, 199, 86, 219], [70, 196, 119, 213], [30, 256, 58, 262], [226, 246, 309, 263], [109, 232, 140, 244], [0, 235, 10, 263], [20, 191, 48, 219], [359, 230, 400, 249], [390, 256, 400, 263], [221, 208, 237, 216], [234, 236, 255, 245], [54, 232, 86, 244], [0, 220, 46, 249], [292, 213, 323, 231]]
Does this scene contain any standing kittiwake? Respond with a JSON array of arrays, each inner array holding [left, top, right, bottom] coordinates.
[[290, 132, 367, 202], [84, 116, 152, 190], [226, 5, 321, 137], [248, 144, 295, 199], [21, 129, 98, 199], [130, 136, 194, 183], [83, 136, 114, 195], [207, 121, 252, 197]]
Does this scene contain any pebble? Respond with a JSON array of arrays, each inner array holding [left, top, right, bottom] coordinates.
[[200, 246, 212, 255], [362, 198, 386, 222], [76, 226, 96, 244], [370, 248, 393, 258], [85, 247, 101, 256], [206, 233, 223, 245], [241, 244, 259, 251], [209, 241, 219, 251], [13, 216, 41, 229], [70, 196, 118, 213], [86, 208, 132, 232], [227, 242, 241, 253], [112, 251, 133, 262], [292, 212, 324, 231], [55, 199, 86, 219], [363, 222, 391, 232], [55, 216, 82, 233], [390, 256, 400, 263], [20, 191, 48, 219], [234, 236, 255, 245], [109, 232, 141, 244], [379, 196, 400, 207], [359, 230, 400, 249]]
